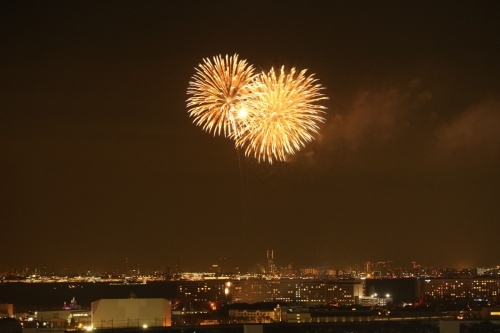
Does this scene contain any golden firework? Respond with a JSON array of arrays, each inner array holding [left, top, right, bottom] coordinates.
[[186, 54, 255, 137], [235, 66, 327, 163]]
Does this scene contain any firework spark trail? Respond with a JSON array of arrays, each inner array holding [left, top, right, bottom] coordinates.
[[235, 66, 328, 163], [186, 54, 255, 137]]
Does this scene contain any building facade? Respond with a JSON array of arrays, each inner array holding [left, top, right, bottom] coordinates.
[[229, 309, 276, 323], [231, 279, 363, 305], [423, 277, 500, 303]]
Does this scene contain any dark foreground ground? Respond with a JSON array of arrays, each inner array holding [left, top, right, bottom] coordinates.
[[93, 321, 441, 333], [22, 319, 500, 333]]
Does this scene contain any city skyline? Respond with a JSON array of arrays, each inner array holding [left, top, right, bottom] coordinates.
[[1, 2, 499, 273], [2, 252, 498, 277]]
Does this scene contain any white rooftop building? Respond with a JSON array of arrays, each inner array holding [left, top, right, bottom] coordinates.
[[91, 298, 171, 328]]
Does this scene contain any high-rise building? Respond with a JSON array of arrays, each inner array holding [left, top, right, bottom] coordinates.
[[267, 279, 363, 305], [177, 281, 227, 304], [267, 250, 276, 275], [424, 277, 500, 303], [232, 279, 267, 303]]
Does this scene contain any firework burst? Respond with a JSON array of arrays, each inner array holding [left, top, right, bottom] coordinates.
[[186, 54, 255, 137], [235, 66, 328, 163]]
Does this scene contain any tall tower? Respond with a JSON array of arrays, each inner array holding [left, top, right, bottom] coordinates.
[[267, 250, 276, 275], [365, 262, 372, 276]]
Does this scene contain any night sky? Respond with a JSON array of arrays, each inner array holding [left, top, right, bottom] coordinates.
[[1, 1, 499, 274]]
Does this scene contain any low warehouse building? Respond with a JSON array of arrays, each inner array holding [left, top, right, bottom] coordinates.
[[91, 298, 171, 328]]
